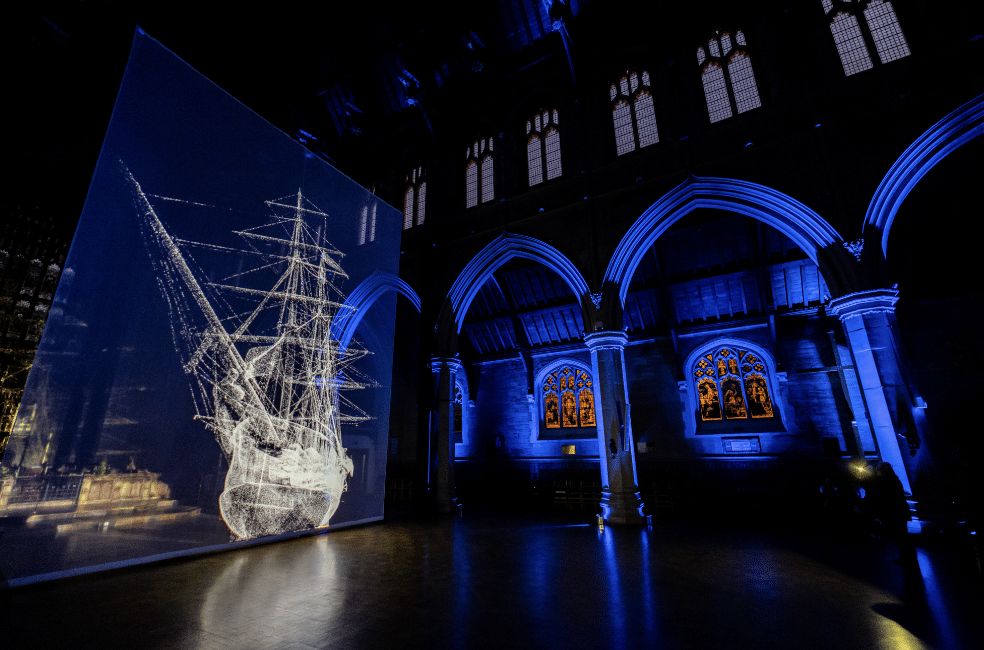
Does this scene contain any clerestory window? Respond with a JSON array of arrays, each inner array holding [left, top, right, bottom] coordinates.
[[466, 136, 495, 208], [403, 166, 426, 230], [696, 30, 761, 124], [526, 109, 562, 187], [358, 204, 377, 245], [610, 68, 660, 156], [821, 0, 910, 76]]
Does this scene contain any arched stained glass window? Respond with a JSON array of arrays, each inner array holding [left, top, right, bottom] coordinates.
[[697, 30, 761, 124], [694, 347, 775, 422], [466, 136, 495, 208], [610, 68, 660, 156], [543, 366, 596, 429], [822, 1, 909, 76], [526, 109, 561, 187], [403, 166, 426, 229]]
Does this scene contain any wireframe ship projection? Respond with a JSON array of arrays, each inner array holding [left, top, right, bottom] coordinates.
[[125, 164, 371, 540]]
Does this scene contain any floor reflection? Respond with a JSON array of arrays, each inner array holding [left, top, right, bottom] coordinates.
[[2, 513, 981, 650]]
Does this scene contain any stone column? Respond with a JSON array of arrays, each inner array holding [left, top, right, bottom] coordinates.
[[428, 356, 461, 513], [828, 288, 914, 494], [584, 331, 646, 525]]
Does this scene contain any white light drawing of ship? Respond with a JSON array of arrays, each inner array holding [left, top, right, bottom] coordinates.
[[124, 164, 371, 540]]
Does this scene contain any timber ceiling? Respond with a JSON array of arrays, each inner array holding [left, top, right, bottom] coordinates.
[[460, 214, 830, 358]]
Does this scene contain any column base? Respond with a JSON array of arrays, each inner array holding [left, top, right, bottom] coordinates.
[[600, 490, 646, 525], [436, 494, 458, 515]]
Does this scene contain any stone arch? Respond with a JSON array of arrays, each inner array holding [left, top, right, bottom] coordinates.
[[603, 176, 848, 306], [333, 271, 421, 355], [436, 232, 591, 354], [864, 94, 984, 258]]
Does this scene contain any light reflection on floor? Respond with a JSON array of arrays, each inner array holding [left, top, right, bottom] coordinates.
[[2, 512, 980, 650]]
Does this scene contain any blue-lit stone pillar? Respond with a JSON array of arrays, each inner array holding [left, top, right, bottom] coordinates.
[[584, 331, 646, 525], [429, 356, 461, 513], [828, 289, 914, 493]]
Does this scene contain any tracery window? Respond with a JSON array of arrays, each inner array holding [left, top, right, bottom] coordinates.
[[696, 30, 761, 124], [821, 0, 910, 76], [466, 136, 495, 208], [543, 366, 596, 430], [693, 347, 775, 422], [403, 166, 426, 230], [526, 109, 562, 187], [358, 204, 377, 245], [610, 68, 660, 156]]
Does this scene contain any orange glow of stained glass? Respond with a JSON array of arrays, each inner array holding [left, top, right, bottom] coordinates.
[[545, 392, 560, 428], [721, 378, 748, 419], [698, 377, 722, 421], [579, 388, 596, 427], [562, 391, 577, 427], [745, 374, 774, 418]]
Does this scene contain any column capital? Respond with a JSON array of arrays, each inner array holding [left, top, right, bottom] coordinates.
[[583, 330, 628, 352], [428, 356, 463, 373], [828, 288, 899, 320]]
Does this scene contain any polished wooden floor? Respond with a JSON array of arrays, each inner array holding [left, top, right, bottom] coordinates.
[[2, 510, 981, 650]]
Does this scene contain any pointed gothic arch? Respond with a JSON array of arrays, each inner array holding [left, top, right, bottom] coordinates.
[[863, 94, 984, 258], [603, 176, 847, 306], [436, 232, 590, 354], [333, 271, 422, 356]]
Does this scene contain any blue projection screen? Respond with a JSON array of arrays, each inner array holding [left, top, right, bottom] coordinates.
[[0, 30, 401, 584]]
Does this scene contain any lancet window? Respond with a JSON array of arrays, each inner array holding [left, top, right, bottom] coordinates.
[[358, 204, 377, 245], [694, 347, 775, 422], [543, 366, 596, 430], [526, 109, 562, 187], [610, 69, 660, 156], [821, 1, 910, 76], [696, 30, 761, 124], [466, 137, 495, 208], [403, 166, 426, 230]]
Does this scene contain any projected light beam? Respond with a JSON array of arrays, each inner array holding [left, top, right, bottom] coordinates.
[[126, 163, 371, 540]]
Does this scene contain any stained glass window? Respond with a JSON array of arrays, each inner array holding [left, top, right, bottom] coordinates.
[[694, 347, 775, 422], [527, 109, 561, 186], [610, 68, 660, 156], [543, 366, 595, 429], [403, 166, 426, 229], [698, 30, 760, 123], [466, 136, 495, 208], [822, 1, 909, 76]]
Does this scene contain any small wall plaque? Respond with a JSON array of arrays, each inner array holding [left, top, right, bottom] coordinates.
[[722, 437, 761, 453]]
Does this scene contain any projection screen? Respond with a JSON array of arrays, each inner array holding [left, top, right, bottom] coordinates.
[[0, 29, 401, 584]]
